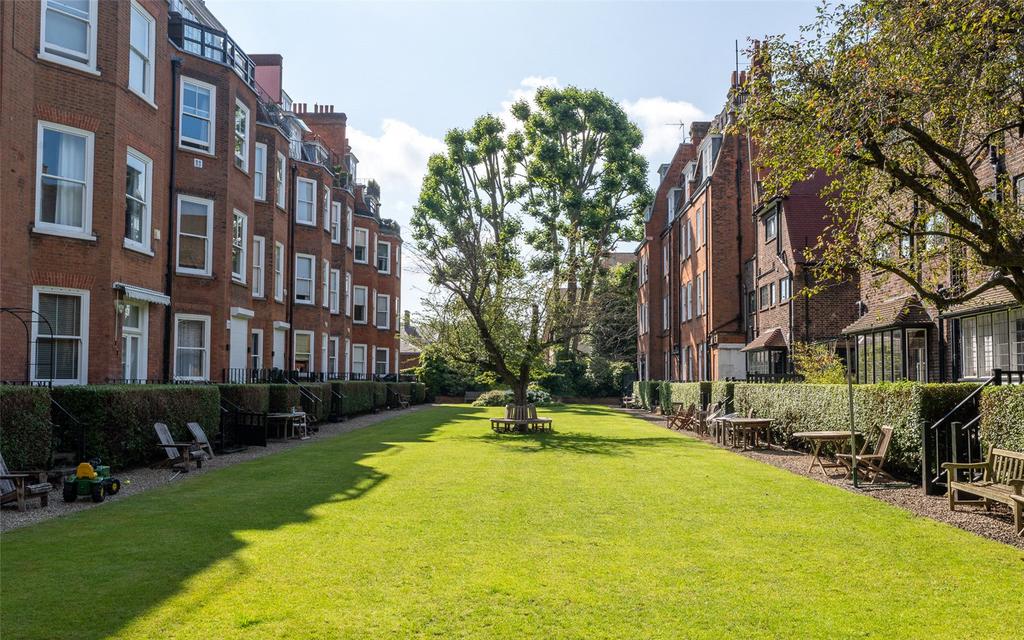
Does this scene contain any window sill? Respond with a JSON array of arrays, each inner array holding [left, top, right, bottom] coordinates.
[[175, 270, 214, 279], [37, 52, 100, 76], [296, 220, 317, 228], [353, 319, 368, 325], [234, 162, 249, 176], [123, 240, 154, 256], [295, 300, 314, 305], [231, 277, 248, 287], [31, 226, 97, 242], [353, 259, 369, 266], [128, 88, 158, 110], [178, 144, 216, 158]]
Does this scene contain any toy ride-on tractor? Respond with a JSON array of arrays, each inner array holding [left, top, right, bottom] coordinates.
[[63, 459, 122, 503]]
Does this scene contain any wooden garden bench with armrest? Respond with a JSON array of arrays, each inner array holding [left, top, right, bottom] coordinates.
[[0, 451, 52, 512], [943, 446, 1024, 536]]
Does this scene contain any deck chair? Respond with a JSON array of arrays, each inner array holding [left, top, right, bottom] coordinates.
[[186, 422, 215, 460], [666, 403, 696, 431], [153, 422, 204, 472], [0, 451, 51, 511], [836, 426, 894, 483]]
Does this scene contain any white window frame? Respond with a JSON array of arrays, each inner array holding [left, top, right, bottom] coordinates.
[[293, 330, 315, 372], [275, 151, 286, 209], [120, 300, 148, 382], [765, 212, 778, 241], [173, 313, 211, 381], [351, 344, 367, 378], [321, 333, 329, 374], [295, 177, 316, 226], [294, 253, 315, 305], [330, 202, 342, 244], [250, 328, 264, 370], [353, 227, 369, 263], [231, 209, 248, 283], [375, 293, 391, 329], [175, 194, 214, 276], [179, 77, 216, 155], [234, 99, 250, 172], [346, 207, 353, 248], [377, 240, 392, 274], [321, 259, 330, 308], [254, 142, 267, 200], [252, 235, 266, 298], [128, 0, 156, 104], [352, 285, 368, 324], [345, 272, 352, 317], [35, 121, 95, 240], [374, 347, 390, 377], [274, 241, 285, 302], [30, 286, 90, 385], [328, 336, 340, 374], [323, 190, 331, 231], [39, 0, 98, 74], [329, 269, 340, 314], [123, 147, 153, 253]]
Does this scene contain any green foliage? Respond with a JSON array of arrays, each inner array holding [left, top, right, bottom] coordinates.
[[742, 0, 1024, 306], [332, 381, 376, 415], [632, 380, 658, 410], [733, 382, 978, 474], [471, 387, 554, 407], [791, 342, 846, 384], [658, 382, 710, 414], [979, 385, 1024, 452], [709, 381, 735, 412], [588, 263, 638, 363], [411, 382, 427, 404], [0, 386, 52, 469], [217, 384, 270, 414], [413, 347, 478, 398], [49, 385, 220, 469], [268, 384, 301, 413]]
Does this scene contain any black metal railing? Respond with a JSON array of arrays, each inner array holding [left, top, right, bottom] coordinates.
[[221, 368, 415, 384], [168, 12, 256, 90], [744, 372, 804, 383], [921, 368, 1023, 495]]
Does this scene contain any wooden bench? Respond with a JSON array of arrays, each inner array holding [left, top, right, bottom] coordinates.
[[943, 446, 1024, 536], [490, 404, 552, 433]]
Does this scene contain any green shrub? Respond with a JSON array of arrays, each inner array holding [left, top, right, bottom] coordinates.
[[217, 384, 270, 414], [411, 382, 427, 404], [632, 380, 658, 410], [658, 382, 710, 414], [330, 381, 380, 416], [49, 385, 220, 469], [298, 383, 331, 422], [979, 385, 1024, 452], [268, 384, 301, 413], [609, 361, 635, 396], [471, 388, 554, 407], [733, 382, 978, 474], [0, 386, 53, 469], [709, 381, 735, 412], [372, 382, 388, 409]]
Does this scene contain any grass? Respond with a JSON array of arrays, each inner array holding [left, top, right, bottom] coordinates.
[[1, 404, 1022, 639]]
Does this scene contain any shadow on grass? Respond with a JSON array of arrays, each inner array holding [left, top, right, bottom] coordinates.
[[0, 405, 467, 640], [475, 430, 702, 457]]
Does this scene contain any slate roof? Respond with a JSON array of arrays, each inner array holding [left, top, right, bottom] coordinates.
[[841, 295, 933, 334], [741, 327, 788, 352]]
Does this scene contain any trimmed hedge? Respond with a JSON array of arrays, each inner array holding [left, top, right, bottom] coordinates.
[[373, 382, 388, 409], [298, 383, 331, 422], [217, 384, 270, 414], [658, 382, 710, 414], [331, 381, 377, 416], [733, 382, 978, 474], [632, 380, 658, 410], [709, 381, 735, 412], [980, 385, 1024, 452], [268, 384, 301, 413], [0, 386, 53, 469], [411, 382, 427, 404], [50, 385, 220, 469]]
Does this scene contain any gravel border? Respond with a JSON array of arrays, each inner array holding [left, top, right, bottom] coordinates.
[[0, 405, 431, 534], [622, 408, 1024, 550]]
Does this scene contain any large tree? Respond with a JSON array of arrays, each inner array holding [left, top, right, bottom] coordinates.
[[512, 87, 650, 348], [588, 262, 638, 363], [742, 0, 1024, 307], [412, 89, 650, 404]]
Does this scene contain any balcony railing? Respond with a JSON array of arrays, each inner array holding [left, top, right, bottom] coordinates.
[[168, 12, 256, 90]]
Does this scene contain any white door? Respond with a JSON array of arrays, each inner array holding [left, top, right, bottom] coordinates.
[[229, 317, 248, 371], [272, 328, 286, 369]]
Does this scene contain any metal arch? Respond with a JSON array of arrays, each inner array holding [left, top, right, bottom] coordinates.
[[0, 307, 56, 385]]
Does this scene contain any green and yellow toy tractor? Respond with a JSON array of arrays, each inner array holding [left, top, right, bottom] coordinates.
[[63, 459, 122, 503]]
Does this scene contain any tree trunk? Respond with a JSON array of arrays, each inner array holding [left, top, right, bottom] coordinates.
[[512, 379, 529, 406]]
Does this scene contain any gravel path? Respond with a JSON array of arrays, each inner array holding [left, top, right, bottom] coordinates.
[[622, 408, 1023, 549], [0, 405, 432, 534]]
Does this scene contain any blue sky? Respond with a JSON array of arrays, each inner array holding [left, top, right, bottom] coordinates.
[[206, 0, 820, 314]]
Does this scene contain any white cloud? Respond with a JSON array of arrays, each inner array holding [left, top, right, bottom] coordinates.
[[348, 80, 706, 314]]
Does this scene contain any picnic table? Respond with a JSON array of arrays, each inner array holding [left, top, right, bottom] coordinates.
[[792, 431, 862, 476], [267, 411, 309, 440], [723, 417, 774, 449]]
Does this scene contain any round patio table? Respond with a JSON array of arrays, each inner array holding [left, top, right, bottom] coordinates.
[[792, 431, 862, 475]]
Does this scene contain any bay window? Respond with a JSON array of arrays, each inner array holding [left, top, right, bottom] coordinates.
[[958, 308, 1024, 379]]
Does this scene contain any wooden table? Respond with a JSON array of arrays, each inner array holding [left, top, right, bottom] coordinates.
[[724, 418, 774, 449], [267, 411, 309, 440], [792, 431, 862, 475]]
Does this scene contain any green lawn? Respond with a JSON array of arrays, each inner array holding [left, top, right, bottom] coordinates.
[[1, 405, 1022, 639]]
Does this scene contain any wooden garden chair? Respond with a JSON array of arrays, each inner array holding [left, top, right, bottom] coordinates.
[[0, 451, 51, 511], [666, 403, 695, 431], [153, 422, 204, 472], [836, 425, 895, 483], [698, 402, 723, 438], [186, 422, 216, 460]]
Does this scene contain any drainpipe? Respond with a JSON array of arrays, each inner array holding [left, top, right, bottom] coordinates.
[[162, 57, 183, 381], [287, 161, 297, 370]]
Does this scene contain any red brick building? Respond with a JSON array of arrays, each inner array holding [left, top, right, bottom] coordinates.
[[1, 0, 402, 385]]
